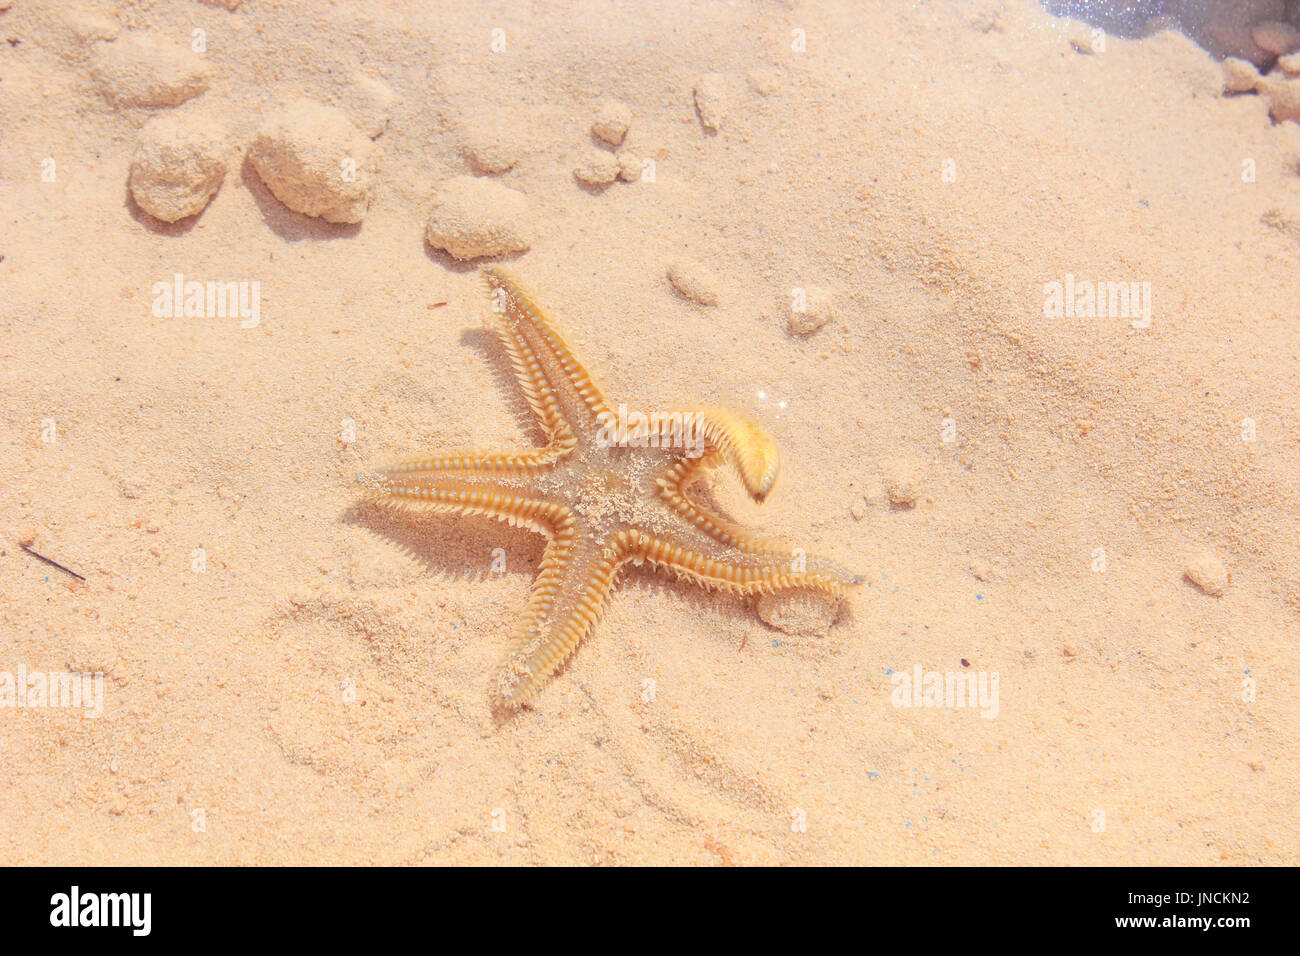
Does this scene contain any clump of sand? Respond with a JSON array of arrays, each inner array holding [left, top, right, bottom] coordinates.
[[424, 175, 534, 259], [249, 99, 379, 224], [128, 110, 227, 222]]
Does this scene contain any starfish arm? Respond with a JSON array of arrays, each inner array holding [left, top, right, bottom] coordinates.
[[481, 266, 611, 446], [649, 407, 781, 501], [495, 524, 624, 711], [369, 453, 572, 534], [621, 528, 860, 596]]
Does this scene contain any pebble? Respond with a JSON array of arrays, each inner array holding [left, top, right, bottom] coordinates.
[[969, 558, 993, 582], [424, 175, 534, 260], [1222, 57, 1261, 92], [573, 148, 620, 186], [91, 33, 210, 107], [249, 98, 379, 224], [788, 284, 834, 334], [460, 121, 523, 174], [879, 457, 921, 508], [756, 590, 841, 636], [1251, 20, 1300, 55], [128, 110, 227, 222], [616, 151, 642, 182], [591, 98, 632, 146], [666, 260, 720, 305], [693, 73, 728, 132], [1184, 549, 1229, 597], [1261, 75, 1300, 122], [1279, 51, 1300, 77]]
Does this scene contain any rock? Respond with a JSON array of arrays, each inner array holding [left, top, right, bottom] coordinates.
[[616, 151, 642, 182], [1222, 57, 1261, 92], [91, 33, 209, 107], [128, 110, 227, 222], [424, 175, 533, 260], [1185, 0, 1283, 67], [666, 260, 720, 305], [1261, 75, 1300, 122], [788, 284, 834, 334], [249, 98, 379, 223], [1278, 51, 1300, 77], [879, 457, 921, 508], [573, 148, 620, 186], [1184, 549, 1229, 597], [756, 590, 841, 636], [969, 558, 993, 582], [693, 73, 728, 132], [460, 121, 523, 174], [1251, 19, 1300, 55], [591, 98, 632, 146]]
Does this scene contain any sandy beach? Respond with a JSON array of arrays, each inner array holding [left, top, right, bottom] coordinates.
[[1, 0, 1297, 865]]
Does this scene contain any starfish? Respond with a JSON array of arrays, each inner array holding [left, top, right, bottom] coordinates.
[[367, 266, 859, 713]]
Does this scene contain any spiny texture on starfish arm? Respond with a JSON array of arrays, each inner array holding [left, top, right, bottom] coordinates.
[[368, 265, 859, 712]]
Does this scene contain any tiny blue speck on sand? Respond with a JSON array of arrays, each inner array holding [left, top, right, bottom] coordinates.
[[976, 594, 983, 600], [885, 668, 893, 676], [771, 640, 780, 647], [868, 772, 879, 779]]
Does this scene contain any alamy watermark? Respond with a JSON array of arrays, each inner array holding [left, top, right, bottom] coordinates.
[[151, 272, 260, 328], [890, 664, 999, 718], [0, 664, 103, 717], [1042, 273, 1151, 329], [595, 404, 707, 457]]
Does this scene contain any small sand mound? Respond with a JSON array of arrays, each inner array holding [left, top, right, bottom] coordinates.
[[460, 121, 523, 174], [667, 260, 720, 305], [1184, 549, 1229, 597], [573, 148, 620, 186], [693, 73, 729, 132], [91, 33, 209, 107], [591, 98, 632, 146], [249, 99, 379, 224], [788, 284, 835, 335], [424, 175, 534, 260], [128, 110, 227, 222]]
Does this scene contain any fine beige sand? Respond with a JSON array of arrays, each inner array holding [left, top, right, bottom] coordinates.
[[2, 0, 1297, 865]]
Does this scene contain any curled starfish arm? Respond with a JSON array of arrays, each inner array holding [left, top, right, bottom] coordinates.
[[619, 528, 860, 596], [495, 526, 623, 711], [649, 408, 781, 501], [481, 266, 611, 444]]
